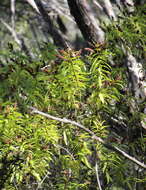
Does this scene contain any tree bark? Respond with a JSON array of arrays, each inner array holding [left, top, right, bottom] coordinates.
[[67, 0, 104, 45], [35, 0, 69, 49]]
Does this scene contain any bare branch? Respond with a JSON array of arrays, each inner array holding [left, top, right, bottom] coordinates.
[[95, 162, 102, 190], [36, 170, 50, 190], [30, 107, 146, 169], [0, 18, 21, 46], [0, 18, 32, 58], [54, 144, 76, 161], [25, 0, 40, 13], [93, 0, 103, 11], [11, 0, 15, 29], [97, 0, 117, 21]]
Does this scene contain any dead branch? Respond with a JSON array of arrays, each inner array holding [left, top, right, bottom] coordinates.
[[29, 107, 146, 169]]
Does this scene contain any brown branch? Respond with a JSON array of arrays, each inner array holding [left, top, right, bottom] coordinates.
[[30, 107, 146, 169]]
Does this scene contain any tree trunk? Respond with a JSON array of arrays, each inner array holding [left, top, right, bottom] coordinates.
[[67, 0, 104, 45], [35, 0, 69, 49]]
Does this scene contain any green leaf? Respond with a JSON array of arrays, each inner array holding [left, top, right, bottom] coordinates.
[[81, 157, 92, 169], [31, 170, 41, 181], [99, 93, 105, 104], [63, 131, 68, 146]]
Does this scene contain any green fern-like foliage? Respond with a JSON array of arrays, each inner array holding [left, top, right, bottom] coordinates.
[[0, 8, 146, 187], [0, 106, 59, 183], [88, 48, 122, 109], [106, 4, 146, 60], [0, 44, 124, 189]]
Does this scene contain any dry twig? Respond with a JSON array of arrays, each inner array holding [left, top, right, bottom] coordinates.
[[30, 107, 146, 169]]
